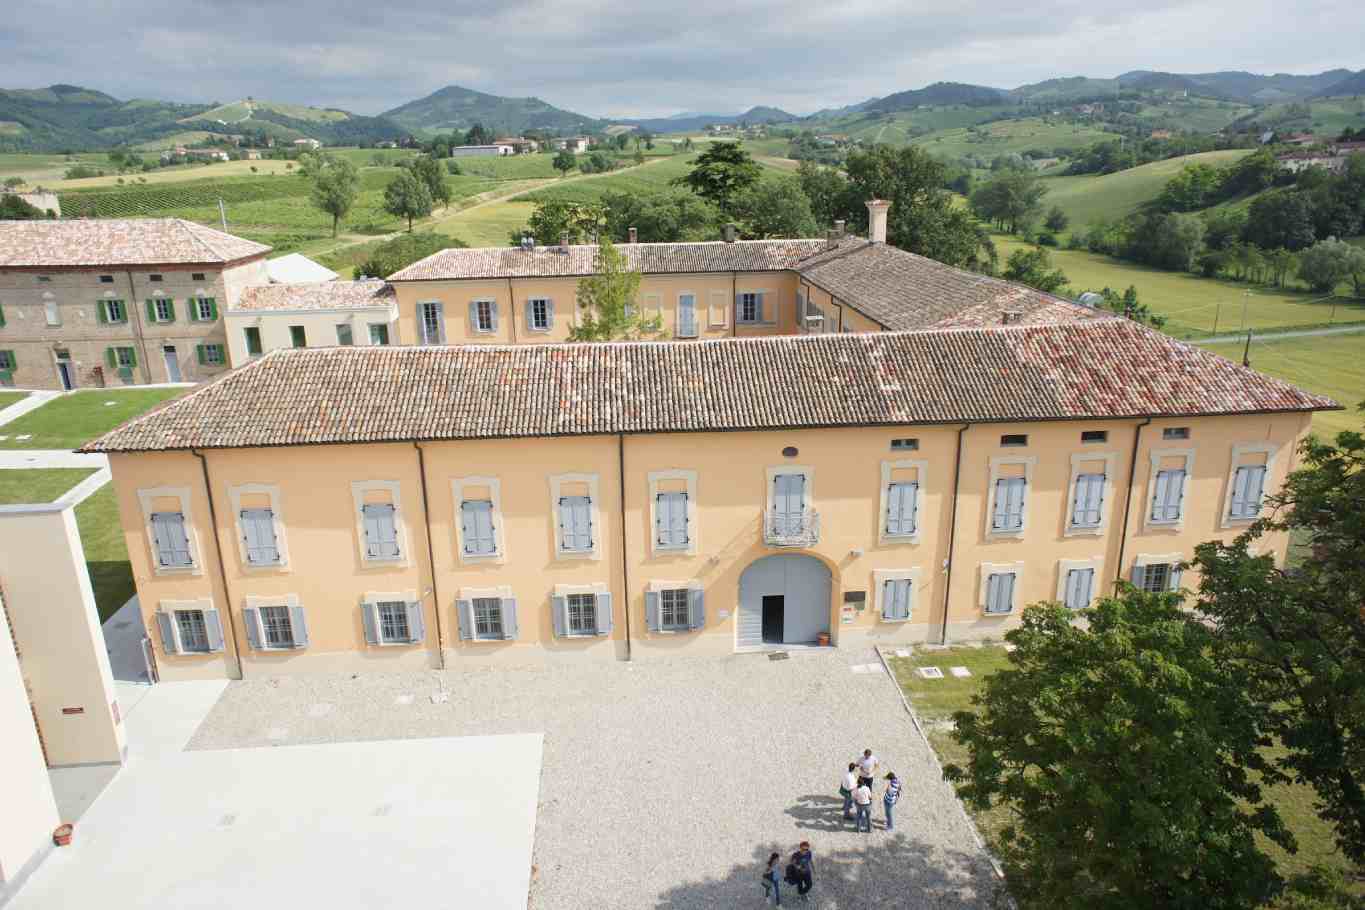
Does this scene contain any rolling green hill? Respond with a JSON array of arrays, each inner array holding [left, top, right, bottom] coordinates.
[[1039, 149, 1252, 230], [0, 84, 210, 151], [184, 99, 350, 125], [381, 85, 602, 136]]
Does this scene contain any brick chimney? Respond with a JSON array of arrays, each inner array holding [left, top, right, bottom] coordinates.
[[560, 231, 570, 251], [723, 223, 736, 243], [865, 199, 890, 243], [628, 226, 638, 244], [834, 219, 845, 238]]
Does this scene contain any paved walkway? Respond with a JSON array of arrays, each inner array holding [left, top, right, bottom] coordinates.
[[1196, 322, 1365, 344], [189, 650, 1000, 908], [0, 391, 59, 427], [0, 450, 108, 469]]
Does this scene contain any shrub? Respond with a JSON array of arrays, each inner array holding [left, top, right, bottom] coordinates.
[[1036, 232, 1058, 247], [354, 232, 467, 279]]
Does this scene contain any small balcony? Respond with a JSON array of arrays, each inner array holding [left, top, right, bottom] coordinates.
[[764, 509, 820, 548]]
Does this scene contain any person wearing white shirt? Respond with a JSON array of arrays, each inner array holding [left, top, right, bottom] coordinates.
[[840, 763, 858, 819], [852, 781, 873, 833], [857, 749, 879, 789]]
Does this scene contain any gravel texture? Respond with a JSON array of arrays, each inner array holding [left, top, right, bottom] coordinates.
[[188, 648, 1000, 908]]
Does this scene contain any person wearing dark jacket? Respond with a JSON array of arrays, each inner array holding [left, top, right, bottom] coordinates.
[[790, 841, 814, 900]]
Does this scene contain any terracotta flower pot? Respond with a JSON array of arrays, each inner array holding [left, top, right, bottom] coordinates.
[[53, 824, 73, 847], [817, 632, 831, 647]]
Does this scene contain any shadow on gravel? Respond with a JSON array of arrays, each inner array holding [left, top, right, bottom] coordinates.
[[654, 839, 1000, 909], [786, 793, 855, 832]]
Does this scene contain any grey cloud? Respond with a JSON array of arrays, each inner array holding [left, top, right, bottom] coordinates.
[[3, 0, 1360, 118]]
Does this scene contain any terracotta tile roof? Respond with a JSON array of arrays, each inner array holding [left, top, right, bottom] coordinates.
[[0, 218, 270, 268], [84, 321, 1337, 453], [233, 280, 395, 312], [796, 240, 1107, 330], [388, 239, 829, 281]]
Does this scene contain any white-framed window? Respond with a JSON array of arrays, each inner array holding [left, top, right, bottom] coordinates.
[[874, 568, 923, 623], [708, 290, 729, 328], [114, 346, 136, 368], [552, 583, 612, 638], [1223, 443, 1277, 526], [244, 326, 263, 356], [736, 291, 763, 324], [419, 301, 445, 344], [351, 481, 408, 566], [1063, 567, 1095, 610], [362, 592, 424, 646], [676, 293, 698, 338], [153, 298, 174, 323], [1132, 554, 1184, 594], [228, 483, 288, 569], [198, 344, 225, 366], [336, 323, 354, 346], [191, 297, 217, 322], [154, 599, 225, 655], [1065, 451, 1116, 536], [986, 456, 1035, 537], [102, 299, 127, 324], [980, 562, 1025, 616], [527, 297, 552, 332], [1070, 473, 1105, 528], [550, 473, 601, 560], [1147, 448, 1195, 529], [243, 595, 308, 651], [452, 476, 505, 563], [880, 459, 925, 543], [44, 297, 60, 326], [645, 580, 705, 632], [648, 470, 698, 555], [369, 324, 390, 345], [470, 299, 497, 333], [137, 486, 202, 575], [456, 586, 519, 642], [766, 465, 813, 537]]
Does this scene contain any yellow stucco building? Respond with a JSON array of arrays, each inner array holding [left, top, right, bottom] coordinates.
[[86, 318, 1335, 680]]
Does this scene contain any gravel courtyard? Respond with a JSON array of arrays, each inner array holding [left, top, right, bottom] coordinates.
[[188, 648, 1000, 908]]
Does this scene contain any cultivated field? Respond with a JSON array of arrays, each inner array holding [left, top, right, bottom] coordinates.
[[993, 236, 1365, 338], [432, 200, 537, 248], [0, 151, 114, 185], [1040, 149, 1253, 232], [910, 117, 1120, 161]]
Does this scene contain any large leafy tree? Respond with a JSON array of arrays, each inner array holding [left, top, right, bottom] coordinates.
[[569, 239, 662, 341], [600, 190, 720, 243], [382, 170, 433, 232], [674, 141, 761, 213], [945, 594, 1291, 909], [553, 150, 577, 177], [404, 155, 452, 210], [1002, 247, 1069, 293], [729, 176, 818, 239], [308, 155, 360, 238], [1193, 414, 1365, 865], [968, 169, 1047, 234], [356, 232, 466, 279], [513, 199, 606, 246]]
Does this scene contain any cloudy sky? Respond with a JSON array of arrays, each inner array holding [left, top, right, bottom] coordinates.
[[4, 0, 1360, 117]]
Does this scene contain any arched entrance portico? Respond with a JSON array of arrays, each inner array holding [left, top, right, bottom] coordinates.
[[737, 554, 832, 650]]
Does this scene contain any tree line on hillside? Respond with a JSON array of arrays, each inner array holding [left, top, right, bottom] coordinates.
[[944, 413, 1365, 908]]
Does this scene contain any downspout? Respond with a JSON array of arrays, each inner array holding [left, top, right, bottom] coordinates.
[[190, 448, 244, 679], [506, 278, 518, 344], [1114, 417, 1152, 589], [938, 424, 971, 645], [618, 434, 632, 661], [125, 270, 153, 384], [730, 271, 737, 337], [413, 442, 447, 669]]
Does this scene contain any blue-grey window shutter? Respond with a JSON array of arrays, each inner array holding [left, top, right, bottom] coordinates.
[[734, 292, 745, 321], [468, 301, 480, 330], [243, 607, 261, 650], [1073, 474, 1103, 527], [1131, 564, 1147, 589], [489, 303, 499, 331], [289, 605, 309, 648], [545, 299, 555, 327], [462, 500, 495, 555], [552, 595, 567, 638], [362, 504, 399, 559], [1007, 478, 1025, 529], [756, 292, 766, 323], [501, 597, 518, 640], [1170, 565, 1183, 591], [362, 601, 380, 645], [887, 483, 917, 535], [991, 480, 1011, 531], [595, 592, 613, 635], [204, 609, 225, 652], [645, 591, 660, 631], [436, 304, 446, 343], [455, 598, 473, 640], [152, 512, 193, 567], [524, 300, 534, 329], [1000, 573, 1015, 612], [157, 612, 178, 654], [560, 496, 592, 551], [405, 602, 425, 643], [882, 580, 897, 620], [241, 508, 279, 565], [1248, 466, 1266, 513], [689, 588, 706, 629]]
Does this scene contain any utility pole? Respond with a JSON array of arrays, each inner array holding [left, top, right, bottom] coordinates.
[[1242, 330, 1252, 367], [1212, 303, 1220, 336], [1240, 289, 1251, 332], [218, 199, 227, 231]]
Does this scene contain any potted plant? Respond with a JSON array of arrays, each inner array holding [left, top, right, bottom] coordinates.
[[53, 824, 73, 846]]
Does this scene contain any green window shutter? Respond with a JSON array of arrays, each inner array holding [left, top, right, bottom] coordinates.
[[105, 347, 116, 368], [126, 346, 138, 368], [97, 301, 108, 324], [145, 299, 156, 322], [0, 302, 6, 327], [207, 298, 218, 321], [166, 300, 176, 323], [196, 345, 206, 365]]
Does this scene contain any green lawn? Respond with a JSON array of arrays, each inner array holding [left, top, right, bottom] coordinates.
[[1040, 149, 1252, 233], [519, 153, 704, 204], [0, 391, 28, 410], [0, 388, 187, 450], [74, 485, 134, 622], [911, 117, 1121, 161], [993, 236, 1365, 338], [888, 644, 1355, 888], [1200, 333, 1365, 438], [0, 468, 98, 505]]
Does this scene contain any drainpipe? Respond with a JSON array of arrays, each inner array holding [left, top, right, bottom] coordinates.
[[618, 434, 632, 661], [938, 424, 971, 645], [413, 442, 447, 669], [124, 270, 153, 384], [190, 448, 244, 679], [730, 272, 737, 337], [506, 278, 518, 344], [1114, 417, 1152, 589]]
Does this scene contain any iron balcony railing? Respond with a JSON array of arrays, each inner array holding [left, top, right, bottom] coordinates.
[[764, 509, 820, 547]]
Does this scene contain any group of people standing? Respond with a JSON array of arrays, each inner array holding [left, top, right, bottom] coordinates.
[[841, 749, 900, 833], [759, 748, 903, 905]]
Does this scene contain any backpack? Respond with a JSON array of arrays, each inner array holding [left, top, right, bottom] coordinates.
[[785, 863, 800, 885]]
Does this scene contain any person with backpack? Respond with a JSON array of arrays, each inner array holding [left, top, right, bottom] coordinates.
[[790, 841, 814, 900], [762, 852, 782, 906], [883, 771, 902, 831], [840, 762, 858, 820]]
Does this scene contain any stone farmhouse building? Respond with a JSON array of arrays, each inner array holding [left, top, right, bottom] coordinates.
[[0, 219, 269, 390], [83, 214, 1335, 677]]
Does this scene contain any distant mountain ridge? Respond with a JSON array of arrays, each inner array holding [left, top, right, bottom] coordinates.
[[381, 85, 603, 136], [868, 82, 1007, 111], [610, 105, 797, 134]]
